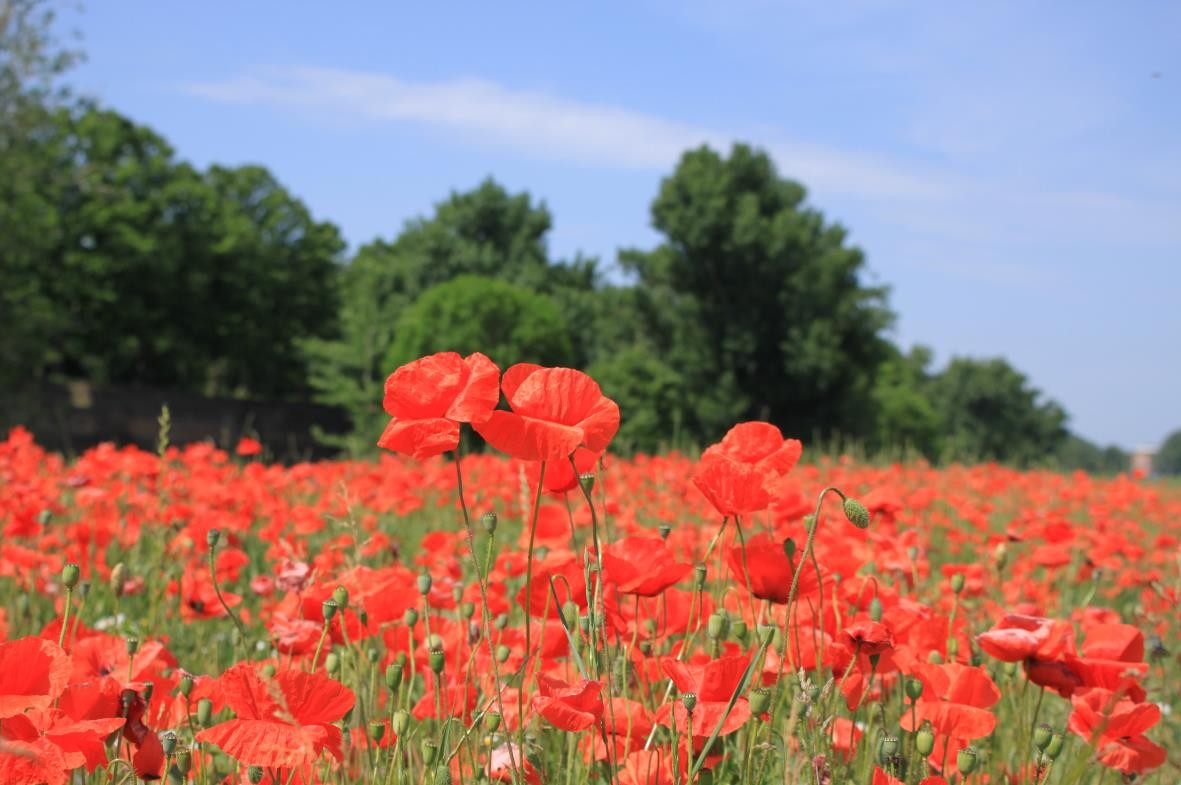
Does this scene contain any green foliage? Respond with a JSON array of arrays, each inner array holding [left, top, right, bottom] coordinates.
[[388, 275, 573, 370], [870, 346, 944, 459], [1156, 429, 1181, 476], [927, 356, 1068, 465], [588, 345, 691, 453], [619, 143, 895, 443], [1054, 435, 1128, 475]]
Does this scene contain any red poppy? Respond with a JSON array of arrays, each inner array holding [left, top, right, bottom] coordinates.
[[0, 738, 69, 785], [840, 621, 895, 657], [976, 615, 1081, 696], [195, 663, 355, 769], [475, 365, 620, 462], [1067, 688, 1166, 774], [726, 532, 821, 604], [602, 537, 692, 597], [901, 662, 1000, 740], [235, 437, 262, 457], [0, 637, 70, 718], [618, 749, 675, 785], [378, 352, 500, 459], [532, 674, 604, 732], [692, 423, 802, 517], [657, 654, 752, 737]]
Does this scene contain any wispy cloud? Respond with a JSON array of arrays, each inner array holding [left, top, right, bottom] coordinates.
[[183, 66, 950, 200]]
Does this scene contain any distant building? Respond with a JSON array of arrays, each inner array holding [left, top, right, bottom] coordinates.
[[1131, 447, 1156, 476]]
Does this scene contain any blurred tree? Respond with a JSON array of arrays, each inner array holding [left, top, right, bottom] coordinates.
[[1055, 434, 1128, 474], [869, 345, 944, 459], [1155, 429, 1181, 476], [927, 356, 1068, 464], [618, 143, 895, 444]]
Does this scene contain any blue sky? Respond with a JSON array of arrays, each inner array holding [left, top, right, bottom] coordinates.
[[65, 2, 1180, 449]]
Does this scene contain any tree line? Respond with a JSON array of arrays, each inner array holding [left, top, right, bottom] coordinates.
[[0, 0, 1134, 469]]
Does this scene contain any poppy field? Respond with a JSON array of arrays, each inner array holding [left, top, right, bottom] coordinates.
[[0, 353, 1178, 785]]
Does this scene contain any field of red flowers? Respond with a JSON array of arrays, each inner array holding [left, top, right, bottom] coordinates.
[[1, 353, 1178, 785]]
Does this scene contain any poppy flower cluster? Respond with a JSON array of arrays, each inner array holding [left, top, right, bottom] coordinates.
[[0, 352, 1175, 785]]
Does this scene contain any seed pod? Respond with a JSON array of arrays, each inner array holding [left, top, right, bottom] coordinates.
[[61, 563, 80, 590], [392, 709, 410, 735], [749, 688, 771, 714], [782, 538, 796, 561], [206, 529, 221, 549], [877, 736, 900, 764], [417, 573, 433, 596], [579, 473, 595, 494], [916, 728, 935, 756], [197, 698, 213, 726], [496, 644, 511, 663], [434, 766, 452, 785], [906, 678, 924, 701], [731, 620, 748, 642], [369, 720, 386, 742], [160, 731, 177, 755], [707, 612, 729, 641], [386, 663, 404, 690], [1033, 723, 1053, 751], [680, 692, 697, 714], [658, 523, 672, 540], [429, 648, 445, 674], [480, 512, 498, 533], [248, 765, 265, 784], [950, 573, 966, 594], [325, 652, 341, 675], [485, 711, 502, 733], [332, 586, 350, 610], [956, 748, 978, 775], [178, 674, 194, 698], [321, 599, 338, 623], [404, 608, 419, 626], [494, 613, 508, 630], [461, 601, 475, 620], [262, 663, 276, 678], [694, 564, 707, 589], [174, 748, 192, 775], [422, 740, 439, 766], [126, 637, 140, 656]]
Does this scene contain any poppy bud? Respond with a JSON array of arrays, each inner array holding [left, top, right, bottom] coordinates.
[[452, 585, 463, 604], [332, 586, 350, 610], [197, 698, 213, 726], [1033, 723, 1053, 751], [179, 674, 194, 698], [579, 473, 595, 494], [367, 646, 380, 664], [1002, 661, 1018, 677], [325, 652, 340, 675], [428, 633, 444, 650], [1148, 635, 1168, 661], [561, 601, 579, 629], [142, 681, 154, 703], [422, 740, 439, 765], [480, 512, 498, 533], [1045, 733, 1065, 760], [927, 651, 943, 664], [639, 640, 653, 655], [842, 498, 870, 529], [386, 663, 404, 690], [461, 601, 475, 620], [494, 613, 508, 630], [262, 664, 276, 678], [417, 573, 433, 596], [869, 597, 883, 622], [174, 748, 192, 775], [38, 509, 52, 526], [956, 748, 977, 776], [657, 522, 673, 540], [906, 678, 924, 701], [877, 736, 900, 764], [749, 688, 771, 714], [916, 728, 935, 756], [950, 573, 965, 594], [402, 608, 418, 628], [485, 711, 502, 732], [126, 637, 140, 656], [392, 709, 410, 735], [206, 529, 221, 549], [369, 720, 386, 742], [496, 644, 511, 663], [61, 563, 80, 590], [694, 563, 707, 588], [435, 767, 452, 785], [429, 648, 445, 674], [110, 563, 128, 597], [248, 765, 265, 784], [680, 692, 697, 714], [731, 620, 748, 642], [707, 612, 729, 641], [321, 599, 338, 623], [947, 638, 959, 658], [782, 538, 796, 561], [161, 731, 177, 755]]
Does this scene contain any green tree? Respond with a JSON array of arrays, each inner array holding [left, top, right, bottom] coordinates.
[[927, 356, 1068, 464], [1055, 435, 1128, 474], [588, 345, 691, 453], [1156, 429, 1181, 476], [869, 346, 944, 459], [619, 143, 895, 444]]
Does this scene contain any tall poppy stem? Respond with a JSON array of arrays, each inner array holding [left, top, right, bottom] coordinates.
[[518, 460, 547, 764]]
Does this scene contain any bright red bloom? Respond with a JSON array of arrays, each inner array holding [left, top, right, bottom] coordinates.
[[0, 637, 70, 718], [618, 749, 675, 785], [692, 423, 802, 516], [378, 352, 500, 459], [532, 674, 604, 732], [1067, 688, 1166, 774], [602, 537, 692, 597], [657, 654, 752, 737], [976, 615, 1081, 696], [196, 663, 355, 769], [475, 365, 620, 462], [235, 437, 262, 457], [0, 738, 69, 785], [901, 662, 1000, 740], [726, 532, 820, 604], [840, 621, 895, 656]]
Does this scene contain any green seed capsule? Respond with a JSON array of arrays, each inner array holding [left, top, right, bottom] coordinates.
[[262, 663, 276, 678], [1033, 723, 1053, 751], [160, 731, 177, 755], [694, 564, 707, 588], [749, 688, 771, 714], [392, 709, 410, 735], [61, 563, 80, 590], [707, 613, 729, 641], [916, 728, 935, 756], [1045, 733, 1065, 760], [950, 573, 966, 594], [877, 736, 901, 764], [658, 523, 672, 540], [196, 698, 213, 726], [321, 599, 338, 623], [680, 692, 697, 713], [248, 765, 265, 784], [178, 674, 194, 698], [956, 748, 978, 775], [332, 586, 350, 610], [429, 648, 445, 674], [485, 711, 502, 732], [906, 678, 924, 700], [496, 644, 511, 663], [369, 720, 385, 742], [417, 573, 433, 595], [325, 652, 340, 675], [480, 512, 498, 533], [422, 740, 439, 765], [869, 597, 883, 622], [386, 663, 404, 690]]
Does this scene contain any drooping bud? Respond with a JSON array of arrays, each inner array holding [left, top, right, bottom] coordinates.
[[61, 563, 80, 590], [332, 586, 350, 610], [480, 512, 498, 533], [417, 573, 433, 596], [496, 644, 511, 663], [321, 599, 338, 623], [561, 601, 580, 629], [947, 638, 959, 659], [842, 498, 870, 529], [731, 620, 748, 642], [950, 573, 965, 594], [956, 748, 978, 776], [1033, 723, 1053, 751], [694, 563, 707, 589], [782, 538, 796, 562]]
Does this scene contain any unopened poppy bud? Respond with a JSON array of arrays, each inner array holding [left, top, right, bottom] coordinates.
[[916, 728, 935, 756], [877, 736, 900, 764], [206, 529, 221, 549], [947, 638, 958, 658], [950, 573, 965, 594], [707, 612, 729, 641], [61, 563, 80, 590], [428, 633, 444, 650], [404, 608, 419, 626], [367, 646, 380, 664], [248, 765, 265, 784], [38, 509, 52, 526], [485, 711, 502, 732], [461, 601, 475, 620], [385, 663, 403, 690], [639, 640, 653, 655], [369, 720, 385, 742], [494, 613, 508, 630], [561, 601, 579, 628], [1033, 723, 1053, 751], [110, 563, 128, 597], [197, 698, 213, 726], [927, 650, 943, 664], [680, 692, 697, 714], [956, 748, 977, 775], [422, 740, 439, 765], [161, 731, 177, 755], [749, 688, 771, 714], [451, 585, 462, 604], [417, 573, 432, 595], [392, 709, 410, 735], [480, 512, 498, 533], [906, 678, 924, 701], [1045, 733, 1065, 760], [731, 620, 748, 642], [262, 664, 276, 678], [325, 652, 341, 675], [694, 563, 707, 588], [178, 674, 194, 698], [843, 498, 870, 529], [658, 523, 672, 540], [579, 473, 595, 494], [332, 586, 350, 610], [142, 681, 154, 703], [782, 538, 796, 561], [496, 644, 511, 663], [869, 597, 883, 622], [429, 648, 445, 674], [321, 599, 338, 623], [126, 637, 140, 655], [174, 748, 192, 775]]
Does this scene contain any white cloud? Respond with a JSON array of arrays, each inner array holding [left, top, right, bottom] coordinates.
[[183, 66, 950, 200]]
